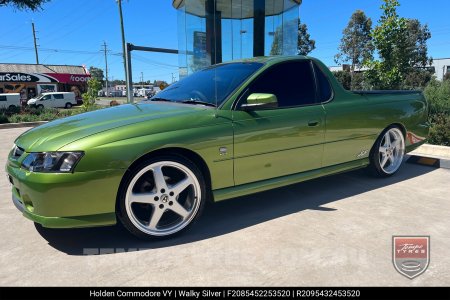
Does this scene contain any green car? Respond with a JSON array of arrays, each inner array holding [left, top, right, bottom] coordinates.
[[6, 56, 428, 239]]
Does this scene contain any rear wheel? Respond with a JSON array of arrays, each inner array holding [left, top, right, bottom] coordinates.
[[8, 105, 16, 110], [65, 102, 72, 109], [117, 155, 206, 240], [368, 126, 405, 177]]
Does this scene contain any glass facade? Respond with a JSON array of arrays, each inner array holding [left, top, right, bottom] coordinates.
[[174, 0, 301, 76]]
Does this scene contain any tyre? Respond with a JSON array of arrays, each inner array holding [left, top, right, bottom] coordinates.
[[65, 102, 72, 109], [8, 105, 16, 110], [368, 126, 405, 177], [37, 104, 44, 110], [117, 155, 207, 240]]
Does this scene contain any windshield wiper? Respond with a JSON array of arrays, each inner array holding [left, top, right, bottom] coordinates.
[[149, 97, 173, 102], [181, 99, 216, 107]]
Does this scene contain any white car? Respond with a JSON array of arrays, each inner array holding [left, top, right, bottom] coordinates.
[[0, 93, 20, 109], [27, 92, 77, 109]]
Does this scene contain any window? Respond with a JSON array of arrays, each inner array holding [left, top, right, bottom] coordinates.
[[153, 62, 263, 107], [0, 96, 6, 101], [313, 62, 333, 102], [53, 94, 64, 99], [41, 95, 51, 101], [244, 60, 317, 108], [446, 66, 450, 74]]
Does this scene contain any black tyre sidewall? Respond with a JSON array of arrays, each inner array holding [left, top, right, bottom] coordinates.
[[117, 155, 207, 240]]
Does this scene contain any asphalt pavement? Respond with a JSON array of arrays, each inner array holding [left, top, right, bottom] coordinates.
[[1, 127, 449, 286]]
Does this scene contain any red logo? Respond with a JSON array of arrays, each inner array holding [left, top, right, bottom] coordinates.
[[393, 236, 430, 279]]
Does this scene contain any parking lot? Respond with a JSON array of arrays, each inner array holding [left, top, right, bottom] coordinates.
[[0, 127, 449, 286]]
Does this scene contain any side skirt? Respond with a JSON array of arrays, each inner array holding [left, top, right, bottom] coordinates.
[[212, 158, 370, 202]]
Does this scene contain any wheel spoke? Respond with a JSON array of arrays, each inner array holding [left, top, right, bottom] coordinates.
[[129, 192, 154, 204], [384, 132, 391, 147], [380, 154, 389, 168], [169, 201, 190, 219], [170, 177, 193, 197], [148, 207, 165, 230], [379, 146, 387, 154], [391, 138, 400, 149], [152, 165, 168, 191], [388, 155, 395, 165]]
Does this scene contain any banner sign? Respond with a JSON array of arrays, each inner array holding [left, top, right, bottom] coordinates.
[[0, 72, 90, 84]]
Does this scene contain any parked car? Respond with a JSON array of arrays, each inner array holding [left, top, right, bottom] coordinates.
[[6, 56, 429, 240], [27, 92, 77, 109], [0, 93, 20, 109]]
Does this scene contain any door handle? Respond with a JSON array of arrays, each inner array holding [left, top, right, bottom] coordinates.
[[308, 120, 319, 127]]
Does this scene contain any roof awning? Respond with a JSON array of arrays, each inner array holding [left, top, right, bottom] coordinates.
[[172, 0, 302, 19]]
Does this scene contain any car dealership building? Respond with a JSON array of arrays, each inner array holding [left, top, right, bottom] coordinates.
[[173, 0, 302, 75], [0, 63, 90, 102]]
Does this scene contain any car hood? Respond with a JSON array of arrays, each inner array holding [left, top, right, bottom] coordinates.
[[15, 102, 207, 152]]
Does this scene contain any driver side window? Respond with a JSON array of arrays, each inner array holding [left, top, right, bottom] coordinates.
[[242, 60, 317, 109]]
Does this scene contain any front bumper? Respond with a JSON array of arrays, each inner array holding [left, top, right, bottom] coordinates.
[[7, 163, 125, 228]]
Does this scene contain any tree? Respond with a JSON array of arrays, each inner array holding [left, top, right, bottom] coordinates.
[[88, 66, 104, 86], [82, 78, 101, 110], [270, 19, 315, 56], [365, 0, 408, 89], [0, 0, 49, 10], [297, 21, 316, 55], [365, 0, 432, 89], [335, 10, 374, 89]]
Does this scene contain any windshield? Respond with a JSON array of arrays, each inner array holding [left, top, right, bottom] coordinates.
[[149, 62, 263, 107]]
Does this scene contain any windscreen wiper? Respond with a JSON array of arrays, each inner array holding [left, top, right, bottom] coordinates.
[[149, 97, 173, 102], [181, 99, 216, 107]]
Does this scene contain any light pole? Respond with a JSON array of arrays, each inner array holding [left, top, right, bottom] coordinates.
[[117, 0, 129, 102]]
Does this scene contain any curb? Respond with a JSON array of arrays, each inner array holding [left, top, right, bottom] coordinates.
[[0, 121, 47, 129]]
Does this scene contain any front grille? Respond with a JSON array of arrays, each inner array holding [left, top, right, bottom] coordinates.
[[12, 145, 24, 159]]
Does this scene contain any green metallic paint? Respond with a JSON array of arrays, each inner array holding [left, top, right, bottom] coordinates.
[[6, 56, 429, 229]]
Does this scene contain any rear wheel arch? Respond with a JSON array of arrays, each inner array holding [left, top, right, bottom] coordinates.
[[370, 123, 406, 155]]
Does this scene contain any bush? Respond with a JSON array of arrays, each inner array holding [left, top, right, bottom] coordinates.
[[333, 71, 351, 90], [423, 79, 450, 146], [0, 106, 102, 124]]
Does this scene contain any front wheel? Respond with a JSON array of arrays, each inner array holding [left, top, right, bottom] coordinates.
[[117, 155, 206, 240], [36, 104, 44, 110], [368, 126, 405, 177]]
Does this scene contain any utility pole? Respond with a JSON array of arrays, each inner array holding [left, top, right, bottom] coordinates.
[[117, 0, 129, 101], [172, 73, 176, 83], [102, 41, 109, 97], [141, 72, 144, 88], [31, 22, 39, 64]]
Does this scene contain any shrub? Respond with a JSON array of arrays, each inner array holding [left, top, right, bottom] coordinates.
[[423, 79, 450, 146], [110, 100, 120, 106]]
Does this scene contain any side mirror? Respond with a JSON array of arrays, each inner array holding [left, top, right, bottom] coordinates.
[[240, 93, 278, 110]]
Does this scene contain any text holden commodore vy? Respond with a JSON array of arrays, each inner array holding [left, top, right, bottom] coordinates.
[[6, 57, 429, 239]]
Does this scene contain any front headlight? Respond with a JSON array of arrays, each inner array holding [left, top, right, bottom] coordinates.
[[21, 152, 84, 173]]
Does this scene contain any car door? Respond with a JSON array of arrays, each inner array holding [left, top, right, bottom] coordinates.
[[53, 94, 64, 107], [232, 60, 326, 185]]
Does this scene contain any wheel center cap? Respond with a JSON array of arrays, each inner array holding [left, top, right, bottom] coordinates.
[[161, 194, 169, 203]]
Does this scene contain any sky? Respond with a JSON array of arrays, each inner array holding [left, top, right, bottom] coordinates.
[[0, 0, 449, 83]]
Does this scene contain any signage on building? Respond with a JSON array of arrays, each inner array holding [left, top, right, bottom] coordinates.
[[0, 72, 57, 83], [0, 72, 90, 84]]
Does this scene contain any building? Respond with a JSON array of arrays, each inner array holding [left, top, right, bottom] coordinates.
[[330, 58, 450, 81], [0, 63, 90, 102], [173, 0, 302, 76], [431, 58, 450, 81]]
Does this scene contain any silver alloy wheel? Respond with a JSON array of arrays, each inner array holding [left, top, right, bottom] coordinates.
[[125, 161, 201, 236], [378, 128, 405, 174]]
